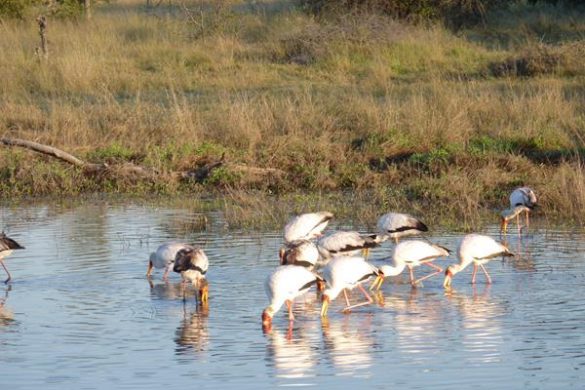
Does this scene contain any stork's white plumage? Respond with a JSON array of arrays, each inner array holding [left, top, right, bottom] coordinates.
[[279, 239, 320, 269], [501, 187, 537, 234], [377, 213, 428, 243], [147, 242, 194, 280], [0, 233, 25, 284], [317, 231, 381, 262], [510, 187, 537, 209], [262, 265, 322, 328], [173, 247, 209, 304], [443, 234, 514, 288], [320, 256, 380, 316], [283, 212, 334, 243], [372, 240, 449, 289]]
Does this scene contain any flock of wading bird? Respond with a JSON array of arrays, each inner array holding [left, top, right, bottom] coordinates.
[[0, 187, 537, 328]]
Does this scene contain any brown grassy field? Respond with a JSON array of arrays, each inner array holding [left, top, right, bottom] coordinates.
[[1, 0, 585, 229]]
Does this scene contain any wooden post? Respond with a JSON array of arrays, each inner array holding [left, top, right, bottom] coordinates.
[[36, 16, 48, 60]]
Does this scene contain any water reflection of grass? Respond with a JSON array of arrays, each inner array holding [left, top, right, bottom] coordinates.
[[1, 1, 585, 227]]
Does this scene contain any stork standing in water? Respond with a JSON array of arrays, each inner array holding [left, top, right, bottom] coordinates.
[[443, 234, 514, 288], [370, 240, 449, 289], [279, 239, 320, 269], [317, 231, 382, 263], [500, 187, 537, 234], [147, 242, 194, 281], [283, 212, 334, 243], [262, 265, 322, 330], [377, 213, 428, 243], [173, 247, 209, 304], [320, 256, 381, 316], [0, 233, 25, 284]]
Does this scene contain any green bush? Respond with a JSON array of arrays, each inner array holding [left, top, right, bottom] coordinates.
[[0, 0, 39, 19], [0, 0, 84, 19]]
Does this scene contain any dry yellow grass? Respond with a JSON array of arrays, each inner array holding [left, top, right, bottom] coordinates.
[[1, 0, 585, 227]]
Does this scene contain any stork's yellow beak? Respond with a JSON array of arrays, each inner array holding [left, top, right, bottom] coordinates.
[[320, 296, 330, 317], [369, 275, 384, 291], [200, 285, 209, 304], [443, 274, 452, 288], [500, 218, 508, 234]]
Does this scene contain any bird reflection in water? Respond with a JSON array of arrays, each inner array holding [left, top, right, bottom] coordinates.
[[321, 314, 375, 376], [174, 304, 209, 358], [379, 288, 445, 362], [262, 288, 321, 336], [444, 285, 507, 364], [149, 280, 197, 301], [501, 237, 536, 273], [0, 285, 15, 326], [264, 322, 320, 379]]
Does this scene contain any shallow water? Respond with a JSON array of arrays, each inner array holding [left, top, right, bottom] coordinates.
[[1, 200, 585, 389]]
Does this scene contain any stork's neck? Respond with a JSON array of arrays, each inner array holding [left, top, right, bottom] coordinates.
[[448, 262, 467, 276], [268, 298, 285, 315], [379, 263, 406, 277], [323, 287, 343, 301]]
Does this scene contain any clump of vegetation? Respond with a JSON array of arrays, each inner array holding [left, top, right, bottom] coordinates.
[[0, 0, 86, 19], [489, 41, 585, 77]]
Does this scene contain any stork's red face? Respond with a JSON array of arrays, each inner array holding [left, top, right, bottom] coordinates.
[[443, 267, 454, 288], [262, 309, 273, 327]]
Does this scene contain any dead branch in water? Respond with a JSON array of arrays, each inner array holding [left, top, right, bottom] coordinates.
[[0, 137, 284, 184]]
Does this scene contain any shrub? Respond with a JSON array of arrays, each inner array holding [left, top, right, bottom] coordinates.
[[0, 0, 39, 19], [301, 0, 509, 28]]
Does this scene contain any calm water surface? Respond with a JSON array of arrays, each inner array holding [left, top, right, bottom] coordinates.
[[1, 199, 584, 389]]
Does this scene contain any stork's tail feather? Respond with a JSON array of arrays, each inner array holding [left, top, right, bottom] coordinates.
[[434, 244, 451, 255], [417, 221, 429, 232]]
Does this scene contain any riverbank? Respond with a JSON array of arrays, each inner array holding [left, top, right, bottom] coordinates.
[[1, 0, 584, 227]]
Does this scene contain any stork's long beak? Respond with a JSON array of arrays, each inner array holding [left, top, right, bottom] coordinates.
[[369, 275, 384, 291], [320, 296, 330, 317], [443, 272, 452, 288], [200, 284, 209, 304], [500, 218, 508, 235], [146, 260, 153, 277]]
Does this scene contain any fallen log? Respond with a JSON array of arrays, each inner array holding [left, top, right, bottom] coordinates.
[[1, 137, 284, 184]]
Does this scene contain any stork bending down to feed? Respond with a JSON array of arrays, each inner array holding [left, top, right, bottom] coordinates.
[[262, 265, 322, 329], [317, 231, 381, 262], [320, 256, 381, 316], [443, 234, 514, 288], [279, 239, 320, 269], [371, 240, 449, 289], [501, 187, 537, 234], [377, 213, 428, 243], [147, 242, 194, 280], [173, 247, 209, 304]]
